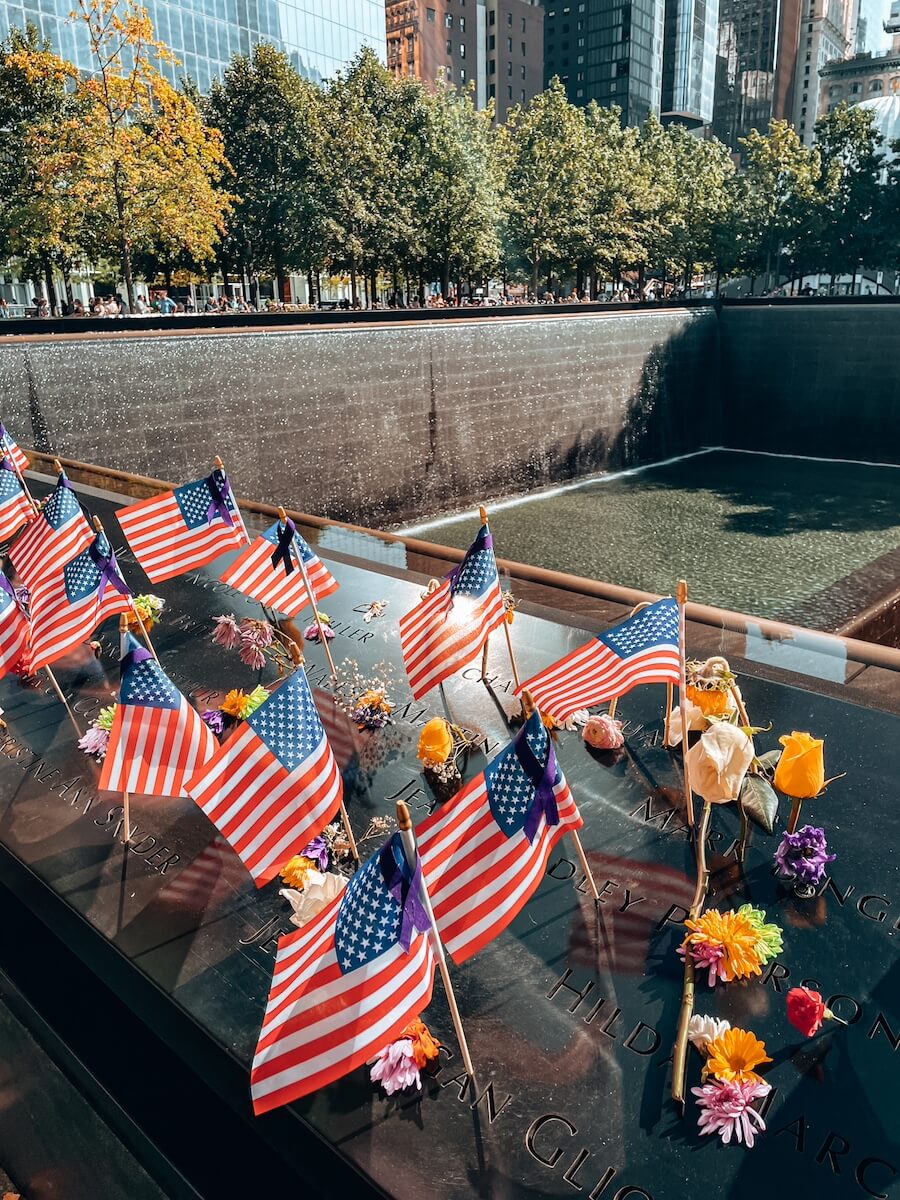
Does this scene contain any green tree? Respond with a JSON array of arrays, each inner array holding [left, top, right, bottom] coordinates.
[[206, 43, 325, 303], [666, 127, 735, 290], [501, 79, 591, 296]]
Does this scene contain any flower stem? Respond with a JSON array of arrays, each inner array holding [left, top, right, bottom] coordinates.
[[787, 796, 803, 834], [672, 799, 713, 1109], [736, 794, 749, 863]]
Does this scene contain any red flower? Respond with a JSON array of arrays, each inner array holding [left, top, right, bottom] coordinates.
[[786, 986, 827, 1037]]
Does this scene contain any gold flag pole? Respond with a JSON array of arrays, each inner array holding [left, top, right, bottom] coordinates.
[[213, 454, 251, 544], [278, 506, 336, 679], [92, 515, 158, 662], [117, 613, 133, 843], [396, 799, 474, 1079], [520, 688, 599, 901], [676, 580, 695, 828], [477, 504, 521, 688], [0, 431, 39, 512]]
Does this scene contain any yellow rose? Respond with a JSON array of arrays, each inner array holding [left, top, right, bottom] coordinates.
[[686, 722, 754, 804], [417, 717, 453, 766], [774, 731, 825, 799]]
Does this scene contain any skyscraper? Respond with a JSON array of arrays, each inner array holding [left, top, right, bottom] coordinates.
[[712, 0, 802, 155], [790, 0, 851, 145], [385, 1, 544, 122], [0, 0, 387, 92], [660, 0, 720, 126], [543, 0, 665, 125]]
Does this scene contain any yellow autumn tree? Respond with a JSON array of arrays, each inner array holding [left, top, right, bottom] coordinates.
[[68, 0, 232, 307]]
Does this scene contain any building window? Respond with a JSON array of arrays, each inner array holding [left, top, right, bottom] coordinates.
[[445, 12, 453, 27], [522, 17, 526, 31], [804, 65, 810, 74], [521, 63, 526, 77], [507, 12, 512, 25], [507, 36, 512, 51], [489, 34, 495, 49], [460, 17, 465, 32], [427, 7, 435, 21], [508, 84, 513, 98], [446, 39, 452, 53], [460, 67, 466, 82], [870, 79, 884, 92], [489, 58, 496, 73], [459, 42, 465, 57], [489, 82, 496, 97], [850, 82, 861, 93], [489, 10, 495, 25], [507, 60, 512, 74], [829, 84, 842, 96], [521, 41, 527, 55], [801, 106, 806, 115]]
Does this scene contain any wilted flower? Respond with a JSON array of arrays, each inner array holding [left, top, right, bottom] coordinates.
[[775, 825, 835, 886], [688, 1014, 731, 1051], [774, 731, 825, 799], [686, 723, 754, 804], [95, 704, 117, 731], [417, 717, 453, 766], [200, 709, 225, 735], [280, 871, 346, 927], [212, 614, 242, 650], [369, 1039, 421, 1096], [693, 1078, 771, 1148], [665, 698, 706, 748], [280, 855, 319, 890], [301, 835, 330, 872], [583, 713, 625, 750], [303, 621, 335, 642], [242, 619, 273, 647], [220, 689, 250, 718]]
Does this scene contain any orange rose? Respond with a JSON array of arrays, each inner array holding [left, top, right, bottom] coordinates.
[[774, 731, 825, 799], [685, 685, 730, 717]]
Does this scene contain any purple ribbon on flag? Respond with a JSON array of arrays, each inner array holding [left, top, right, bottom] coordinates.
[[0, 456, 14, 474], [122, 644, 153, 673], [206, 469, 235, 528], [516, 722, 560, 844], [379, 833, 430, 953], [88, 538, 132, 601], [270, 517, 296, 576], [445, 524, 493, 596], [57, 472, 74, 490]]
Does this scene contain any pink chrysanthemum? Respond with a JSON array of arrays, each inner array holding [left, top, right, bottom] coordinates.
[[369, 1039, 421, 1096], [212, 614, 242, 650], [678, 939, 727, 987], [693, 1079, 771, 1148], [78, 725, 110, 759]]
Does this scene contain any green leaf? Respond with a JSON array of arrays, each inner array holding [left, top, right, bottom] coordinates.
[[756, 749, 782, 773], [740, 775, 780, 834]]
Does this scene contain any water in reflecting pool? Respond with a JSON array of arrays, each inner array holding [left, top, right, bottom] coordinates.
[[398, 449, 900, 628]]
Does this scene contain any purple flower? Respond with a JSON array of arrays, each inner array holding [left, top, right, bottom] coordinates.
[[774, 825, 835, 887], [369, 1039, 421, 1095], [78, 725, 110, 759], [693, 1078, 771, 1148], [301, 835, 330, 871], [304, 622, 335, 642], [201, 709, 225, 735], [241, 619, 273, 647], [679, 939, 727, 988], [212, 614, 241, 650]]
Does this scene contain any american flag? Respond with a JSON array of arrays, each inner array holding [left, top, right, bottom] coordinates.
[[250, 831, 435, 1114], [417, 710, 582, 964], [517, 598, 680, 721], [28, 530, 132, 672], [99, 633, 216, 799], [0, 571, 30, 678], [187, 669, 343, 887], [399, 524, 506, 700], [0, 423, 30, 474], [0, 458, 35, 542], [115, 469, 248, 584], [9, 470, 93, 591], [218, 519, 338, 617]]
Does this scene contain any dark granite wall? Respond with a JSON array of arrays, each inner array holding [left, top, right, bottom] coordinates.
[[0, 309, 719, 524], [718, 304, 900, 463]]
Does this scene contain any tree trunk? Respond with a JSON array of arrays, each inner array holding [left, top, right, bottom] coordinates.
[[350, 258, 358, 307], [164, 265, 173, 291], [306, 270, 318, 307], [62, 265, 73, 311], [531, 247, 539, 299], [370, 268, 378, 307], [440, 259, 451, 301], [41, 256, 57, 315]]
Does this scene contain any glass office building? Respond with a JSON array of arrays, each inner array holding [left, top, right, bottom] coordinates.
[[0, 0, 387, 90]]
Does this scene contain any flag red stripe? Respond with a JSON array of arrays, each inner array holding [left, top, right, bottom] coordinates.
[[116, 491, 246, 584], [219, 537, 338, 616]]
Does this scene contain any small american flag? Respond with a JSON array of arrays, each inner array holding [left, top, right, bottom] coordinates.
[[517, 598, 680, 721], [0, 458, 35, 542], [0, 571, 30, 678], [399, 523, 506, 700], [251, 831, 435, 1114], [218, 519, 338, 617], [9, 470, 93, 591], [0, 422, 29, 473], [99, 633, 216, 799], [418, 709, 582, 964], [187, 669, 343, 887], [115, 469, 248, 584], [28, 530, 132, 672]]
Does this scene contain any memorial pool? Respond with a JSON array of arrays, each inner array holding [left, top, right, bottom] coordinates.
[[400, 449, 900, 629]]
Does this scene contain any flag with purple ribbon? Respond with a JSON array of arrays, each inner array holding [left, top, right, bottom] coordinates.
[[28, 530, 132, 672], [0, 570, 30, 678], [186, 669, 343, 887], [399, 522, 506, 700], [250, 831, 435, 1114], [218, 518, 338, 616], [9, 469, 94, 591], [417, 709, 582, 964], [0, 422, 29, 473], [0, 457, 34, 542], [116, 468, 248, 584]]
